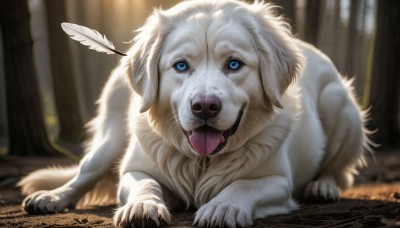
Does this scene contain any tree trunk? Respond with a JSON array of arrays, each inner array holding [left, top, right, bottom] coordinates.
[[304, 0, 321, 45], [345, 0, 360, 77], [369, 0, 400, 148], [45, 0, 85, 148], [0, 0, 55, 155]]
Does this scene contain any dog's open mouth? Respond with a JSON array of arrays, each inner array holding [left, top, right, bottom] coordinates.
[[183, 110, 243, 156]]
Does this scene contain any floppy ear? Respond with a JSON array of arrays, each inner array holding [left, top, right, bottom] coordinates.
[[124, 11, 168, 113], [248, 3, 304, 108]]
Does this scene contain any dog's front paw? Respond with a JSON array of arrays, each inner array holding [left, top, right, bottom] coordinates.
[[22, 190, 75, 214], [114, 200, 171, 228], [193, 201, 253, 228], [303, 177, 340, 203]]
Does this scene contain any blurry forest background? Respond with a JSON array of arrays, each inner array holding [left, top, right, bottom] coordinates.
[[0, 0, 399, 159]]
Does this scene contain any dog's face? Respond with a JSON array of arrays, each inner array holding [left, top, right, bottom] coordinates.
[[159, 17, 260, 156], [126, 0, 303, 157]]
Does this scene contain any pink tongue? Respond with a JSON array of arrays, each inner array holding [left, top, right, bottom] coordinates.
[[189, 127, 225, 156]]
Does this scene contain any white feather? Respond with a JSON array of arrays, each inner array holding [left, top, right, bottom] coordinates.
[[61, 22, 126, 56]]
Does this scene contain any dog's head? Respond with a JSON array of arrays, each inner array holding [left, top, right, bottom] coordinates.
[[124, 0, 304, 157]]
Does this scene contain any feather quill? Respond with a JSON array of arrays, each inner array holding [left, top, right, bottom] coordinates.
[[61, 22, 126, 56]]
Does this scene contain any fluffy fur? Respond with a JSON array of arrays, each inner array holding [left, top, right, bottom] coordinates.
[[18, 1, 371, 227]]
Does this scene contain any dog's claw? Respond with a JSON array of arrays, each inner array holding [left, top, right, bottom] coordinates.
[[21, 190, 74, 214], [303, 177, 340, 203], [114, 200, 171, 228], [194, 200, 253, 228]]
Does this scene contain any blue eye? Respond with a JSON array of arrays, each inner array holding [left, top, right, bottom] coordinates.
[[227, 59, 243, 71], [173, 60, 189, 72]]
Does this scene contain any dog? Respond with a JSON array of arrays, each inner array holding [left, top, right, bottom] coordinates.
[[18, 0, 371, 227]]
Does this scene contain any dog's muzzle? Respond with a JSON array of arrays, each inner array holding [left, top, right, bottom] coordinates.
[[182, 110, 243, 156]]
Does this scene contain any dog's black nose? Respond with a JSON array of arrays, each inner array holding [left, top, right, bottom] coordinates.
[[191, 96, 221, 118]]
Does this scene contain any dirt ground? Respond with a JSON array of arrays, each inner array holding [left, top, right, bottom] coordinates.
[[0, 150, 399, 227]]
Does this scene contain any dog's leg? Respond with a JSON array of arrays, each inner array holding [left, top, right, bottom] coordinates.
[[303, 78, 366, 202], [22, 120, 127, 214], [22, 76, 130, 214], [194, 176, 297, 228], [114, 171, 171, 227]]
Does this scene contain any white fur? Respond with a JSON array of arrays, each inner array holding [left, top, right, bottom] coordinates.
[[19, 1, 370, 227]]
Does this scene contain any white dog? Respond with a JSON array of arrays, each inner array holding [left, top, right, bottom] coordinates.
[[19, 0, 371, 227]]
